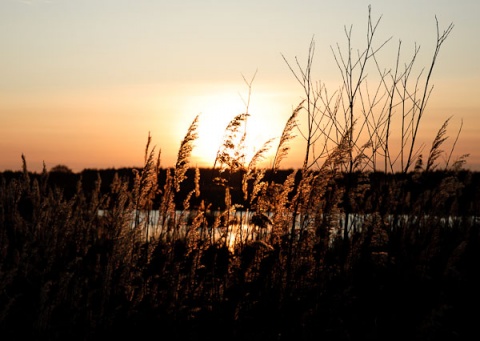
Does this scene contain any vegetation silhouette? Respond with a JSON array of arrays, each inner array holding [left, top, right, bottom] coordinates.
[[1, 7, 478, 341]]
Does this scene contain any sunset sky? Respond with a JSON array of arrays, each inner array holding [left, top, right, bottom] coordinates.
[[1, 0, 479, 173]]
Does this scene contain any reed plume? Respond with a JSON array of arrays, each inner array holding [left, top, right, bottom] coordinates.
[[426, 117, 450, 172], [213, 113, 249, 173], [175, 115, 199, 192], [242, 137, 274, 202], [271, 100, 303, 173], [132, 133, 160, 210]]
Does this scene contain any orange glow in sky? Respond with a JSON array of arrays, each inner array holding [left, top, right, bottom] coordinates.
[[1, 0, 479, 172]]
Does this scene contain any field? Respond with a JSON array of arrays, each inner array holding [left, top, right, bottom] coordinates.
[[1, 153, 479, 340], [2, 9, 479, 340]]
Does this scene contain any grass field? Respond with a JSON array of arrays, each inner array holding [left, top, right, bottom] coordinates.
[[2, 9, 478, 340]]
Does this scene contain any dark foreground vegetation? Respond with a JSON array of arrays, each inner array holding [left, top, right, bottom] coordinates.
[[1, 162, 479, 340], [3, 7, 478, 340]]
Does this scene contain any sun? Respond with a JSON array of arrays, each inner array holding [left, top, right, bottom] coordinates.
[[185, 90, 290, 169]]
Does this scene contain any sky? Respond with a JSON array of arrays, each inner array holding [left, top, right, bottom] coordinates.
[[1, 0, 479, 173]]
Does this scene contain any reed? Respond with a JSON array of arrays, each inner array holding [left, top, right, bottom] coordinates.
[[0, 7, 478, 341]]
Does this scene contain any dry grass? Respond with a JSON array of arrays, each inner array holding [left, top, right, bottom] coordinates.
[[1, 7, 478, 341], [1, 116, 478, 341]]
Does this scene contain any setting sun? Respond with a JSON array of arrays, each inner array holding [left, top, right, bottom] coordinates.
[[0, 0, 478, 173], [180, 86, 298, 169], [2, 1, 480, 338]]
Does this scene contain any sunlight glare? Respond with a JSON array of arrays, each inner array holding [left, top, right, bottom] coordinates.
[[184, 90, 289, 169]]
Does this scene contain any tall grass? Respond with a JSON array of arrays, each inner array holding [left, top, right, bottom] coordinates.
[[1, 7, 479, 341]]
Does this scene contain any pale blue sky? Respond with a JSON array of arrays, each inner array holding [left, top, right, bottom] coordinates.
[[1, 0, 479, 171]]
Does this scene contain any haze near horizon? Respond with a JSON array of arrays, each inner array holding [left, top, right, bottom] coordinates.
[[1, 0, 479, 173]]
